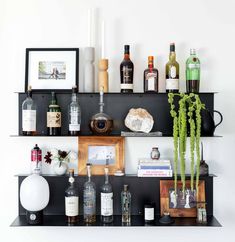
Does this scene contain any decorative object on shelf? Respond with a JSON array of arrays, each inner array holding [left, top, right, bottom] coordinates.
[[84, 47, 95, 92], [120, 45, 134, 93], [25, 48, 79, 92], [22, 85, 37, 136], [114, 170, 125, 176], [160, 180, 205, 217], [124, 108, 154, 133], [68, 86, 81, 136], [65, 169, 79, 224], [168, 93, 204, 196], [121, 131, 162, 137], [159, 212, 174, 225], [144, 56, 159, 93], [44, 149, 77, 175], [144, 203, 155, 224], [78, 136, 125, 175], [150, 147, 160, 160], [196, 202, 207, 224], [47, 92, 61, 136], [31, 144, 42, 174], [20, 172, 50, 224], [121, 184, 131, 225], [89, 87, 113, 135], [201, 109, 223, 136], [98, 59, 109, 92], [199, 142, 209, 176], [186, 48, 200, 93]]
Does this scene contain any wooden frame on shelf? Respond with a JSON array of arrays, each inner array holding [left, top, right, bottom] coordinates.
[[160, 180, 206, 217], [78, 136, 125, 175]]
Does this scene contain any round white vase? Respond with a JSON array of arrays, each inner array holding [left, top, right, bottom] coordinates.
[[53, 161, 68, 175]]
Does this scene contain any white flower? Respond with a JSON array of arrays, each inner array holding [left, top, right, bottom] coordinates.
[[68, 151, 77, 162], [50, 148, 58, 159]]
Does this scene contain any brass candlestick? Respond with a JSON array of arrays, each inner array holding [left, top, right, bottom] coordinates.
[[98, 59, 109, 92]]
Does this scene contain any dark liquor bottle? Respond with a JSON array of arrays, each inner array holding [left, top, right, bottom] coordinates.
[[121, 184, 131, 224], [83, 163, 96, 223], [120, 45, 134, 93], [47, 92, 61, 136], [65, 169, 79, 224], [68, 86, 81, 136], [89, 87, 113, 135], [22, 86, 37, 135], [101, 167, 113, 223], [186, 48, 200, 93], [144, 56, 159, 93], [165, 43, 179, 93]]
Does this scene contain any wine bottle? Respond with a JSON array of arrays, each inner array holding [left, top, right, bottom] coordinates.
[[186, 48, 200, 93], [65, 169, 79, 224], [68, 86, 81, 135], [100, 167, 113, 223], [165, 43, 179, 93], [83, 163, 96, 223], [144, 56, 159, 93], [47, 92, 61, 136], [22, 86, 37, 135], [121, 184, 131, 224], [120, 45, 134, 93]]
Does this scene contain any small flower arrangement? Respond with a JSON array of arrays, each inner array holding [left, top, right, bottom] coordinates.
[[44, 148, 77, 166]]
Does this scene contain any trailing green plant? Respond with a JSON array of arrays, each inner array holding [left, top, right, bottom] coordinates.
[[168, 93, 204, 196]]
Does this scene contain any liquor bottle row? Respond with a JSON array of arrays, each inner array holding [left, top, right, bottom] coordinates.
[[66, 165, 132, 224], [120, 43, 200, 93]]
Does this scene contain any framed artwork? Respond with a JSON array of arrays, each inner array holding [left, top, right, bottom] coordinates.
[[78, 136, 125, 175], [160, 180, 205, 217], [25, 48, 79, 92]]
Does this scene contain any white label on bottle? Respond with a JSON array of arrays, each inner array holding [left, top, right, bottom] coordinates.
[[69, 124, 80, 131], [166, 79, 179, 90], [188, 63, 200, 69], [147, 73, 156, 91], [70, 111, 79, 124], [170, 66, 177, 78], [47, 112, 61, 127], [101, 192, 113, 216], [120, 84, 133, 90], [65, 196, 79, 216], [22, 110, 36, 131], [145, 208, 154, 220]]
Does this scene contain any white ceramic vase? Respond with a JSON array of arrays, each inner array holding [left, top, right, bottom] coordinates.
[[53, 161, 68, 175]]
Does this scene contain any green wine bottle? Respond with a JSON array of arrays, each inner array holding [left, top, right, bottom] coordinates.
[[165, 43, 179, 93], [186, 49, 200, 93]]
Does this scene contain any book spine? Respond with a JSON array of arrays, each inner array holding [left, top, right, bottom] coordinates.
[[138, 165, 171, 170], [137, 169, 173, 177]]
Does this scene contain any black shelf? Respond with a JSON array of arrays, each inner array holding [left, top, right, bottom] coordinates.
[[11, 215, 221, 227]]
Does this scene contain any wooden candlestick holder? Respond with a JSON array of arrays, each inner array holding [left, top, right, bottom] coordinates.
[[98, 59, 109, 92]]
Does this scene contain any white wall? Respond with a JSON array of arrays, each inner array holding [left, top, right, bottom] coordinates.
[[1, 0, 235, 241]]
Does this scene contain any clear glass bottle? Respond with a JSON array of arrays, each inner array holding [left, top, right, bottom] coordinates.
[[120, 45, 134, 93], [83, 163, 96, 223], [121, 184, 131, 224], [144, 56, 159, 93], [68, 86, 81, 136], [89, 87, 113, 135], [100, 167, 113, 223], [65, 169, 79, 224], [165, 43, 179, 93], [47, 92, 61, 136], [186, 48, 200, 93], [22, 86, 37, 135]]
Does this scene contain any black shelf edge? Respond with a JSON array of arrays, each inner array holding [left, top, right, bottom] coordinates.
[[10, 215, 222, 227], [14, 92, 218, 94]]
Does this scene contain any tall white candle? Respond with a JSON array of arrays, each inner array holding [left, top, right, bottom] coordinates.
[[101, 20, 105, 59], [87, 8, 92, 47]]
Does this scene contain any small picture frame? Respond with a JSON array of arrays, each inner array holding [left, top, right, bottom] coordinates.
[[160, 180, 205, 217], [25, 48, 79, 92], [78, 136, 125, 175]]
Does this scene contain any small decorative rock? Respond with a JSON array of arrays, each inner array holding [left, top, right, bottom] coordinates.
[[124, 108, 154, 133]]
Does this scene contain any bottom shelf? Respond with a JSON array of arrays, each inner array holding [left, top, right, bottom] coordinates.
[[11, 215, 222, 227]]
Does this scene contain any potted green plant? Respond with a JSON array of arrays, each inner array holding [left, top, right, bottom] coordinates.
[[168, 93, 205, 197]]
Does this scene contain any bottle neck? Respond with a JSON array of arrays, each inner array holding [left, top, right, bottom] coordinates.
[[99, 89, 104, 113], [72, 93, 78, 102], [169, 51, 176, 61], [148, 62, 154, 69], [87, 166, 91, 182], [105, 172, 109, 184], [124, 53, 130, 60]]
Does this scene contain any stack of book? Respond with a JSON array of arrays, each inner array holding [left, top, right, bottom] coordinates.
[[137, 158, 173, 177]]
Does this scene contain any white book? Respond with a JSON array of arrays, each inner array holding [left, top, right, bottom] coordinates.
[[137, 169, 173, 177]]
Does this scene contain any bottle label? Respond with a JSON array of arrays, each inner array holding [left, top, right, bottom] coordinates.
[[101, 192, 113, 216], [123, 66, 133, 82], [147, 73, 156, 91], [170, 66, 177, 78], [22, 110, 36, 131], [120, 83, 133, 90], [166, 79, 179, 90], [188, 63, 200, 69], [69, 124, 80, 131], [31, 149, 42, 162], [47, 112, 61, 127], [145, 207, 154, 220], [69, 111, 80, 131], [65, 196, 79, 216], [84, 191, 96, 215]]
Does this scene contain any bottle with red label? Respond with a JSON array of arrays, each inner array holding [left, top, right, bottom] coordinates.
[[31, 144, 42, 174]]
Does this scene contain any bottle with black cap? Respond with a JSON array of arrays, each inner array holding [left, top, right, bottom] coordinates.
[[120, 45, 134, 93]]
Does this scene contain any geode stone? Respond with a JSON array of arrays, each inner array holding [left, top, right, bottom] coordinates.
[[124, 108, 154, 133]]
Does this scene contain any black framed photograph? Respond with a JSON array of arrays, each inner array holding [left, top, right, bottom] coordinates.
[[25, 48, 79, 92]]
